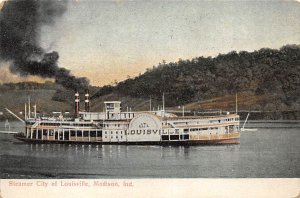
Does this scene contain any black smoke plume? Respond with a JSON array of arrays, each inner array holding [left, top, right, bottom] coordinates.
[[0, 0, 89, 90]]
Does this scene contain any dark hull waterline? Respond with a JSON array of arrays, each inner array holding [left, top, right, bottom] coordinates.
[[14, 134, 239, 146]]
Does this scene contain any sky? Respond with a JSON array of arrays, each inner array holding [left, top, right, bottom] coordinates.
[[0, 0, 300, 86]]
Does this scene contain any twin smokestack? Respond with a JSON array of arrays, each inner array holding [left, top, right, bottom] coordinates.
[[74, 90, 90, 118]]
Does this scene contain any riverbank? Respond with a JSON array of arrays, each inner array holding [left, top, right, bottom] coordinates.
[[241, 120, 300, 128]]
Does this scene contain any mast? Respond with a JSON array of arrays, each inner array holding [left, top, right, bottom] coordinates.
[[235, 92, 238, 114], [162, 92, 165, 112], [162, 92, 165, 117], [33, 104, 37, 119], [24, 103, 27, 120], [149, 96, 152, 112], [28, 96, 31, 118]]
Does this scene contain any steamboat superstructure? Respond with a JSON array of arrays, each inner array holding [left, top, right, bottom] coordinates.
[[15, 91, 240, 145]]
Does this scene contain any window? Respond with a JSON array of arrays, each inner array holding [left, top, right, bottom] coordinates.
[[83, 131, 89, 137], [170, 135, 179, 140], [162, 135, 169, 141], [90, 131, 96, 137], [97, 131, 102, 137]]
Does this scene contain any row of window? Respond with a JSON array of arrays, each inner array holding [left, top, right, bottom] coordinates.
[[104, 131, 124, 135], [184, 127, 219, 132], [28, 130, 101, 137], [225, 118, 238, 122], [209, 117, 239, 123], [189, 127, 219, 132], [123, 113, 134, 119], [103, 124, 126, 127], [30, 132, 102, 139], [162, 135, 189, 141], [107, 113, 135, 118], [39, 123, 94, 127], [104, 136, 123, 139]]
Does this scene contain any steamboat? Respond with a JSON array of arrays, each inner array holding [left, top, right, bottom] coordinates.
[[15, 90, 240, 145]]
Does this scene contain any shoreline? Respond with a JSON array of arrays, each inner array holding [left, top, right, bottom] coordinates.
[[0, 117, 299, 122]]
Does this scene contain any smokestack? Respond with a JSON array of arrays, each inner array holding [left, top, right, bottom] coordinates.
[[85, 89, 90, 112], [75, 90, 80, 118]]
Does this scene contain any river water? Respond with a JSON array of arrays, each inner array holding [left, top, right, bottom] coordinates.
[[0, 121, 299, 178]]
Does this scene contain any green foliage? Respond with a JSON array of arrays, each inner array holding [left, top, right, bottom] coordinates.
[[95, 44, 300, 108], [91, 85, 114, 99]]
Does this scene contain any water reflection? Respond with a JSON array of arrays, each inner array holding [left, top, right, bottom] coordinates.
[[160, 145, 187, 159], [23, 141, 239, 163]]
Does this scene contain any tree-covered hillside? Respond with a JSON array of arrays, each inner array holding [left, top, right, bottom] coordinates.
[[93, 45, 300, 111], [1, 45, 299, 120]]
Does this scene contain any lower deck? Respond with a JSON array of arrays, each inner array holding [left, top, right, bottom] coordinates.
[[24, 128, 102, 142], [15, 133, 240, 145], [16, 130, 240, 145]]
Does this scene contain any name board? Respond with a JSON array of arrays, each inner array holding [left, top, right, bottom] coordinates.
[[127, 129, 178, 135]]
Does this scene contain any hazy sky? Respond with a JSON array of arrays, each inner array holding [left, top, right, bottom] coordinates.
[[1, 0, 300, 85]]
